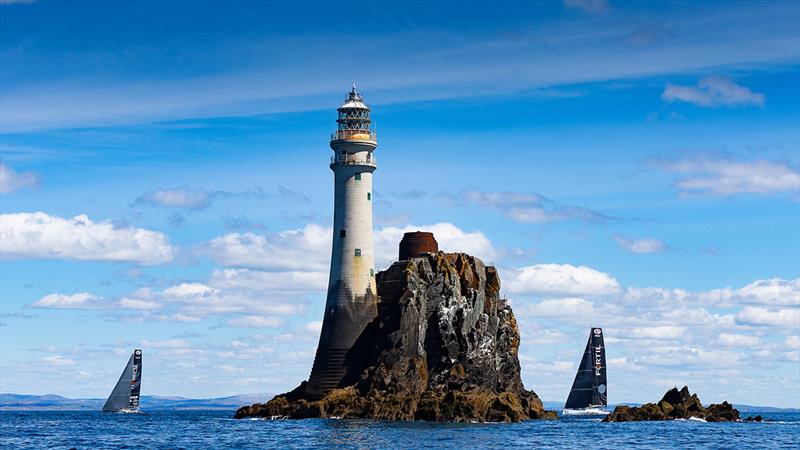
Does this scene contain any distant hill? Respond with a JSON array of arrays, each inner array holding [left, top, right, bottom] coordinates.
[[0, 393, 272, 411]]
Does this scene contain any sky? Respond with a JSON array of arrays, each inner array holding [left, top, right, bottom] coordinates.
[[0, 0, 799, 408]]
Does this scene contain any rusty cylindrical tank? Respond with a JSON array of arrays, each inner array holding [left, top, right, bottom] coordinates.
[[398, 231, 438, 260]]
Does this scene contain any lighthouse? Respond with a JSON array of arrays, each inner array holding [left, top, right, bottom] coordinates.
[[306, 85, 379, 398]]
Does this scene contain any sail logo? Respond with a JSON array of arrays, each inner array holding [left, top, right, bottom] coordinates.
[[593, 328, 601, 335], [594, 345, 602, 375]]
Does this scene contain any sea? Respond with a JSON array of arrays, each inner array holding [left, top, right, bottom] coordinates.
[[1, 410, 798, 449]]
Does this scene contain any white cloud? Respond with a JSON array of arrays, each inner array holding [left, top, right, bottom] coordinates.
[[454, 189, 608, 224], [628, 326, 686, 340], [718, 333, 761, 348], [209, 268, 327, 292], [526, 297, 594, 318], [655, 156, 799, 196], [40, 355, 77, 366], [0, 163, 39, 193], [736, 307, 800, 327], [30, 293, 102, 309], [135, 188, 211, 210], [700, 278, 800, 307], [662, 77, 765, 107], [0, 212, 173, 264], [374, 222, 497, 267], [141, 339, 188, 349], [505, 263, 620, 296], [203, 222, 498, 273], [200, 224, 330, 271], [226, 315, 284, 328], [303, 321, 323, 334], [117, 298, 162, 310], [614, 236, 667, 254]]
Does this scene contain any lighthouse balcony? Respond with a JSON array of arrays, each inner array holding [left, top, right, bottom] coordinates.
[[330, 153, 377, 168], [330, 129, 377, 144]]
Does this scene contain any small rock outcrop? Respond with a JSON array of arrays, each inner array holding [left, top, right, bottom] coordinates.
[[236, 252, 557, 422], [603, 386, 740, 422]]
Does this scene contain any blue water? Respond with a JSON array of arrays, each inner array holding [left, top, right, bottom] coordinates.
[[1, 410, 798, 449]]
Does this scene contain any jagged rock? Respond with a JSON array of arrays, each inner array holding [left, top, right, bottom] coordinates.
[[235, 252, 557, 422], [602, 386, 740, 422]]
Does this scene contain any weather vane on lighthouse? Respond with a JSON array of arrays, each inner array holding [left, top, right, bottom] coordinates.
[[306, 84, 379, 398]]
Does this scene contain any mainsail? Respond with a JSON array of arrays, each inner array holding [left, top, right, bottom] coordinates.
[[564, 328, 607, 410], [102, 349, 142, 412]]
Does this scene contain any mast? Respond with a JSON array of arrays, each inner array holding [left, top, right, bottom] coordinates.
[[564, 328, 607, 410]]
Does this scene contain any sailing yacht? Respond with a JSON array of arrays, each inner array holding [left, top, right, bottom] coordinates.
[[102, 349, 142, 413], [562, 328, 609, 417]]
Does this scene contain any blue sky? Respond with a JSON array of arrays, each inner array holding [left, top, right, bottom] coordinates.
[[1, 0, 799, 407]]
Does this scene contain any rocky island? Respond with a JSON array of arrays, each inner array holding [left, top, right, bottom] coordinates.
[[603, 386, 740, 422], [236, 251, 557, 422]]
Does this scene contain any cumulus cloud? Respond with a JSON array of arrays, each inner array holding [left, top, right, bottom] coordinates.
[[0, 162, 39, 193], [505, 263, 620, 296], [653, 155, 799, 196], [70, 270, 312, 322], [0, 212, 173, 264], [662, 77, 765, 107], [450, 189, 610, 224], [614, 235, 667, 254], [209, 268, 328, 292], [718, 333, 761, 348], [700, 278, 800, 307], [627, 326, 686, 340], [200, 224, 330, 271], [226, 315, 284, 328], [202, 222, 497, 272], [374, 222, 497, 267], [525, 297, 594, 318], [735, 307, 800, 327], [31, 293, 103, 309]]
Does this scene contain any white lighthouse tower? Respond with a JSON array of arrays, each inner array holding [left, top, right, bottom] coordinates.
[[306, 85, 379, 398]]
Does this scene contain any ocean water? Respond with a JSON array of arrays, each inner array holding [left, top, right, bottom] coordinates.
[[1, 410, 798, 449]]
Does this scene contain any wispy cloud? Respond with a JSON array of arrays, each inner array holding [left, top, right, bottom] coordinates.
[[0, 162, 39, 193], [1, 4, 796, 132], [652, 155, 800, 196], [614, 235, 668, 254], [134, 186, 308, 211], [661, 77, 765, 107], [446, 189, 612, 224]]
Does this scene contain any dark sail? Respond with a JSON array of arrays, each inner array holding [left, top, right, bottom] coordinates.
[[102, 349, 142, 412], [564, 328, 607, 409]]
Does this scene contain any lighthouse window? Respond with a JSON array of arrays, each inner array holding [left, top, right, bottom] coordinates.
[[354, 248, 361, 256], [367, 192, 371, 201], [339, 230, 346, 238], [355, 173, 361, 181], [370, 269, 375, 277]]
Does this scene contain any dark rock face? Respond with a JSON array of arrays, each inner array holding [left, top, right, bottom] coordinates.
[[602, 386, 740, 422], [235, 252, 557, 422]]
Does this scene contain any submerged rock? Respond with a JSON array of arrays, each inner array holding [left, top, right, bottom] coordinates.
[[236, 252, 557, 422], [602, 386, 740, 422]]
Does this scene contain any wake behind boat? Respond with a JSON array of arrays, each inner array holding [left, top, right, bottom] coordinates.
[[102, 349, 142, 413], [562, 328, 609, 417]]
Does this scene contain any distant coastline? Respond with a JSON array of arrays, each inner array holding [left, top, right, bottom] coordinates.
[[2, 393, 797, 413]]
